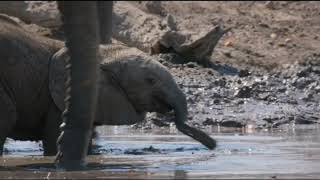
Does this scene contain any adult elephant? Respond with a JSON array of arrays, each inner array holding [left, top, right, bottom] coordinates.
[[55, 1, 113, 170]]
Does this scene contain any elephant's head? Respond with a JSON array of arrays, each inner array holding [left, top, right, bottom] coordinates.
[[50, 44, 187, 126], [95, 44, 187, 126]]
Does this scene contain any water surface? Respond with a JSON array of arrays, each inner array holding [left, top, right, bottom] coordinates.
[[1, 124, 320, 179]]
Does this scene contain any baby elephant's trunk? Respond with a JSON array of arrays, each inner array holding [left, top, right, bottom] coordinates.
[[166, 83, 217, 150], [172, 88, 188, 125]]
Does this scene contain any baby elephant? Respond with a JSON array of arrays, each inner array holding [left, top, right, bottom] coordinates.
[[0, 15, 187, 155]]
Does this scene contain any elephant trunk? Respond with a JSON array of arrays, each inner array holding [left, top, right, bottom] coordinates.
[[163, 82, 217, 150], [173, 90, 188, 125], [164, 82, 188, 125]]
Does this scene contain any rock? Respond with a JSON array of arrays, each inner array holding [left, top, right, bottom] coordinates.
[[277, 87, 287, 93], [165, 14, 177, 31], [220, 120, 245, 128], [152, 118, 170, 127], [301, 92, 314, 102], [235, 86, 252, 98], [262, 116, 281, 123], [265, 1, 276, 10], [141, 1, 165, 16], [294, 115, 317, 124], [207, 69, 215, 75], [292, 77, 314, 89], [237, 100, 245, 105], [202, 118, 217, 126], [270, 33, 277, 39], [223, 51, 232, 58], [152, 25, 229, 66], [285, 38, 291, 43], [213, 78, 227, 87], [186, 62, 197, 68], [272, 119, 291, 128], [210, 92, 222, 99], [257, 93, 276, 101], [224, 39, 233, 47], [238, 69, 251, 77], [213, 99, 220, 104], [312, 66, 320, 75], [258, 23, 270, 28], [0, 1, 61, 28]]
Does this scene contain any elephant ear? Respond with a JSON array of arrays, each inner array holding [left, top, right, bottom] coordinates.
[[49, 47, 145, 125], [49, 47, 68, 112], [95, 71, 146, 125]]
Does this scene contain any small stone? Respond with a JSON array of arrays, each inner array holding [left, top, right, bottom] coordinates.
[[220, 120, 245, 128], [207, 69, 214, 75], [223, 51, 232, 58], [166, 14, 177, 31], [239, 69, 251, 77], [277, 87, 287, 93], [223, 98, 231, 103], [265, 1, 276, 10], [301, 93, 313, 102], [202, 118, 217, 126], [285, 38, 291, 43], [292, 77, 314, 89], [224, 40, 233, 47], [296, 67, 311, 77], [262, 117, 280, 123], [258, 23, 269, 28], [186, 62, 196, 68], [295, 115, 316, 124], [270, 33, 277, 39], [235, 86, 252, 98], [299, 33, 306, 37], [268, 41, 274, 45], [237, 100, 245, 104], [213, 99, 220, 104]]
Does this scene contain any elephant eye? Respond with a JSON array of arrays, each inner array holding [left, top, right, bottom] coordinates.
[[145, 77, 156, 85]]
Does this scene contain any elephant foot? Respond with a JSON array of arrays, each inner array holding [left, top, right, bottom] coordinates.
[[55, 127, 92, 171], [55, 157, 88, 171]]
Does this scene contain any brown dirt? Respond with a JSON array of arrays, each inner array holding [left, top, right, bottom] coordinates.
[[158, 1, 320, 72]]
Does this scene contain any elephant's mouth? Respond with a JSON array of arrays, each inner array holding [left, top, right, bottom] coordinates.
[[152, 95, 173, 113]]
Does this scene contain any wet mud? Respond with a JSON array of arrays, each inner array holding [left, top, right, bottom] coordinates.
[[138, 53, 320, 130]]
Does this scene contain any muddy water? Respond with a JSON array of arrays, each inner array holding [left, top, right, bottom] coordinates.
[[1, 125, 320, 179]]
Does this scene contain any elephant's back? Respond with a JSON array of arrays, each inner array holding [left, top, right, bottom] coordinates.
[[99, 43, 146, 63], [0, 14, 59, 120]]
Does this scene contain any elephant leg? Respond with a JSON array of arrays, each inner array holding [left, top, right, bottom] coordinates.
[[55, 2, 101, 170], [97, 1, 113, 44], [0, 137, 5, 155], [43, 102, 97, 156], [87, 127, 100, 155], [43, 103, 61, 156], [87, 136, 94, 155], [0, 87, 16, 155]]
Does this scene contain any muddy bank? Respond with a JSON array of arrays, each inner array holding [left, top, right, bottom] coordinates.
[[135, 52, 320, 130]]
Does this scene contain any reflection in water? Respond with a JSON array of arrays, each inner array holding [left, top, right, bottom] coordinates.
[[1, 124, 320, 178], [174, 170, 187, 179]]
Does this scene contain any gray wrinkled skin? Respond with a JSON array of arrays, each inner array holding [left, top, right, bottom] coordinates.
[[0, 15, 187, 156]]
